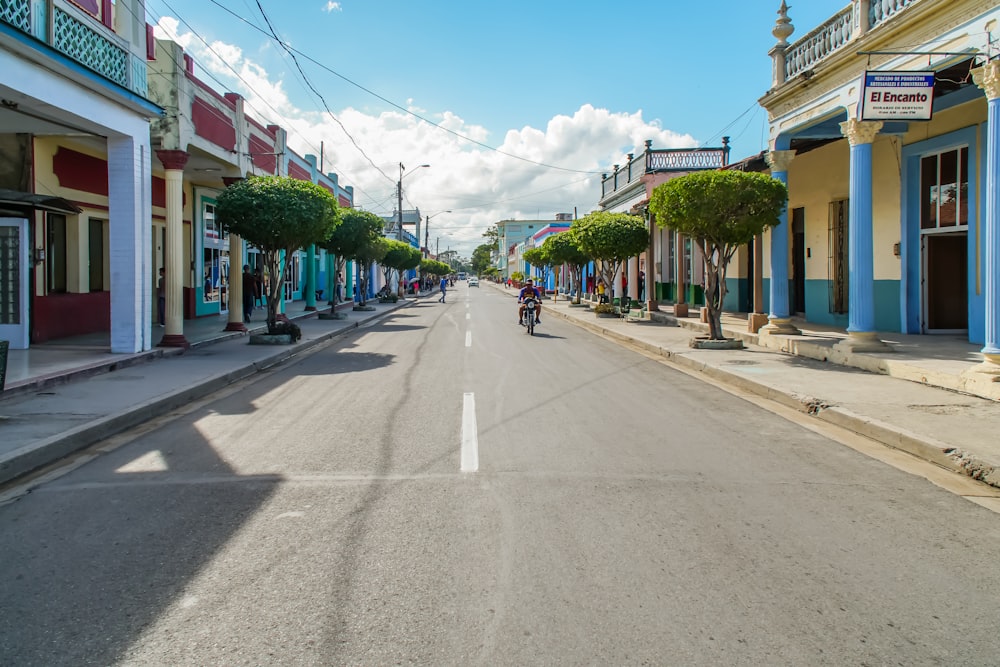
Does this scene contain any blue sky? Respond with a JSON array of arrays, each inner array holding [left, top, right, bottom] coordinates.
[[148, 0, 849, 255]]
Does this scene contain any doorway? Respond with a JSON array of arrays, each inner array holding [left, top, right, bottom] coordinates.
[[922, 232, 967, 332], [0, 218, 29, 349], [791, 207, 806, 314]]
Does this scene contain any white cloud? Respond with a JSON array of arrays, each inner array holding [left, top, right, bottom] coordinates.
[[323, 2, 342, 12], [153, 22, 696, 258]]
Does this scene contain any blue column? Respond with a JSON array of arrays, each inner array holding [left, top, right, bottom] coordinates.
[[847, 135, 876, 332], [976, 66, 1000, 361], [305, 244, 317, 311], [761, 149, 799, 334], [836, 119, 890, 353]]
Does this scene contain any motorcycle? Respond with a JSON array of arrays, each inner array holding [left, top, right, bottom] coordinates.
[[522, 297, 538, 335]]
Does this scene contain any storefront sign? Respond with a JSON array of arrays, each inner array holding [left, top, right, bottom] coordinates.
[[862, 71, 935, 121]]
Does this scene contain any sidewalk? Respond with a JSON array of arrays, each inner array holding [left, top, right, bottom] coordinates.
[[0, 296, 417, 487], [499, 282, 1000, 491]]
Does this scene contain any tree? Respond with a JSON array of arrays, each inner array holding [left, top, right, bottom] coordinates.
[[543, 231, 591, 304], [570, 211, 648, 303], [380, 239, 422, 296], [522, 246, 552, 292], [649, 170, 787, 340], [420, 258, 451, 276], [482, 224, 500, 253], [216, 175, 340, 331], [354, 235, 389, 306], [470, 243, 493, 276], [322, 208, 384, 307]]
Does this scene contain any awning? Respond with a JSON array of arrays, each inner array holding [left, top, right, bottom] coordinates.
[[0, 189, 82, 214]]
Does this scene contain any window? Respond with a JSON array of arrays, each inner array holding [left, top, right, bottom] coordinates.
[[47, 213, 67, 293], [88, 218, 106, 291], [203, 201, 229, 307], [0, 225, 20, 324], [921, 147, 969, 230]]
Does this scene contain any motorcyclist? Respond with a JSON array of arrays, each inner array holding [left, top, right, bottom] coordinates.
[[518, 279, 542, 326]]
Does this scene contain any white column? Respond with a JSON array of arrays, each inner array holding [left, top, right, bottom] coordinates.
[[627, 255, 639, 304], [108, 134, 152, 353], [156, 150, 189, 347]]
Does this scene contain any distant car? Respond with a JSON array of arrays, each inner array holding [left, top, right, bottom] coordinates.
[[468, 277, 479, 287]]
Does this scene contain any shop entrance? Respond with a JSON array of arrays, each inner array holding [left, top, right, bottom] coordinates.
[[919, 146, 969, 333], [0, 218, 29, 349], [922, 232, 967, 332]]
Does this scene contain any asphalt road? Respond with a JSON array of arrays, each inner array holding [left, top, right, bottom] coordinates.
[[2, 283, 1000, 666]]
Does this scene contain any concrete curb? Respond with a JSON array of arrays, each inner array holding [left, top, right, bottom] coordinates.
[[537, 293, 1000, 490], [0, 305, 401, 487]]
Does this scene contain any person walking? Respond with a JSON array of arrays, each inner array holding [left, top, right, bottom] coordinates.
[[242, 264, 256, 323], [156, 267, 166, 327], [438, 276, 448, 303]]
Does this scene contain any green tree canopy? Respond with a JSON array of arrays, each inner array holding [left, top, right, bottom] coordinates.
[[570, 211, 647, 299], [420, 259, 451, 276], [470, 243, 493, 276], [322, 208, 384, 307], [543, 230, 591, 304], [522, 246, 551, 283], [649, 169, 787, 339], [482, 224, 500, 253], [216, 175, 340, 330], [381, 239, 422, 294]]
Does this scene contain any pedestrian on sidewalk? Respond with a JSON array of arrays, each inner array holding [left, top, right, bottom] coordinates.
[[336, 271, 344, 303], [438, 276, 448, 303], [156, 267, 165, 327], [242, 264, 256, 323]]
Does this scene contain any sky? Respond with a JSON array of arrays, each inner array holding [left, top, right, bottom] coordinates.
[[146, 0, 850, 257]]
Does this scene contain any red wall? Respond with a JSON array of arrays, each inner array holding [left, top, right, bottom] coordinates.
[[32, 292, 111, 343]]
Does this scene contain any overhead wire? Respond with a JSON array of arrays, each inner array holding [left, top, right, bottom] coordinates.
[[204, 0, 604, 176], [147, 0, 386, 210]]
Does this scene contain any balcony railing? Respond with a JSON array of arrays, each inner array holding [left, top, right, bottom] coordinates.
[[601, 148, 729, 200], [0, 0, 148, 97], [779, 0, 920, 83], [786, 6, 853, 79]]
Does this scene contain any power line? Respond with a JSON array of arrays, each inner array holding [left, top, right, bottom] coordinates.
[[205, 0, 604, 176]]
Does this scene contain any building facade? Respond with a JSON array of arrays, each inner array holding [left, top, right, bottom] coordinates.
[[0, 10, 355, 351], [0, 0, 161, 351], [759, 0, 1000, 377]]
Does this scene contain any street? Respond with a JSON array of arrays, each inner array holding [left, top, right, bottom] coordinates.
[[2, 283, 1000, 666]]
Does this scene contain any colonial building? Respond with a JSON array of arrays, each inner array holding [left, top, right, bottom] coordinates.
[[1, 0, 160, 351], [0, 5, 355, 352], [759, 0, 1000, 379]]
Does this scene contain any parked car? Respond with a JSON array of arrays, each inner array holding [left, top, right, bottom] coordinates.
[[468, 276, 479, 287]]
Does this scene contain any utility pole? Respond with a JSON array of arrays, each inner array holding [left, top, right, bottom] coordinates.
[[397, 162, 404, 241]]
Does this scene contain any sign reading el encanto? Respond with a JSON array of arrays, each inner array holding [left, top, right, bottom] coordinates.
[[861, 71, 936, 121]]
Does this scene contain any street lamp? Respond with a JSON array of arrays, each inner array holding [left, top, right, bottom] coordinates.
[[397, 162, 429, 241]]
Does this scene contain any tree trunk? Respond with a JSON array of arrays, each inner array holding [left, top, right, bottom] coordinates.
[[264, 250, 284, 332]]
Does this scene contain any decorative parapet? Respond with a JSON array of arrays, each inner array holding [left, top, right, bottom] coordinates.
[[773, 0, 920, 85], [600, 144, 730, 200], [785, 6, 854, 79], [0, 0, 148, 97]]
